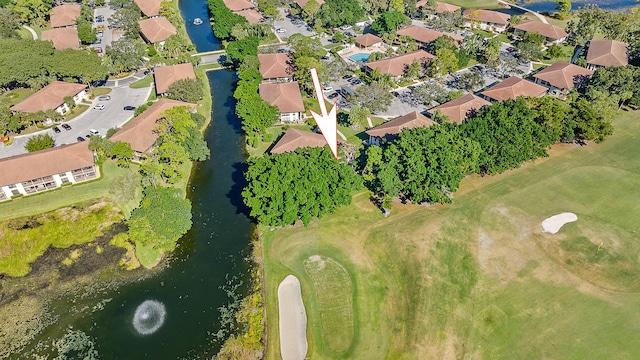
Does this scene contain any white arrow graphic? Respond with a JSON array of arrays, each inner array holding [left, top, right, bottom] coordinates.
[[309, 67, 338, 159]]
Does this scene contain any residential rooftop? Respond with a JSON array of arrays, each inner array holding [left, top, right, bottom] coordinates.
[[110, 99, 196, 153], [258, 53, 294, 79], [50, 4, 81, 28], [586, 39, 628, 67], [222, 0, 256, 11], [138, 17, 177, 43], [41, 28, 80, 50], [259, 82, 305, 113], [366, 111, 435, 138], [10, 81, 87, 114], [366, 50, 435, 77], [154, 63, 197, 94], [462, 9, 510, 25], [480, 76, 547, 102], [134, 0, 163, 17], [432, 94, 491, 124], [354, 33, 383, 47], [533, 61, 594, 90], [397, 25, 462, 46], [514, 20, 568, 41], [270, 128, 327, 154]]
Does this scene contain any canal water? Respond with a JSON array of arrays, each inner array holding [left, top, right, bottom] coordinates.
[[81, 2, 253, 356], [16, 0, 251, 358], [516, 0, 638, 13]]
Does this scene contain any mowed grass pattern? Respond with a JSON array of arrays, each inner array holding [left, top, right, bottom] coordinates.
[[303, 255, 355, 354], [264, 110, 640, 358]]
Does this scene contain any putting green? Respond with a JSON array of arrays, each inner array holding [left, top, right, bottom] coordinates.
[[303, 255, 355, 354]]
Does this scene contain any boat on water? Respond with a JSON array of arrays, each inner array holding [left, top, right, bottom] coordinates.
[[193, 18, 203, 25]]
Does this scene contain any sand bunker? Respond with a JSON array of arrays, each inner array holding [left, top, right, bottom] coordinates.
[[542, 212, 578, 234], [278, 275, 308, 360]]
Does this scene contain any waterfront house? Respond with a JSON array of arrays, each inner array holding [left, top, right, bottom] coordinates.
[[139, 17, 177, 45], [513, 20, 568, 46], [0, 142, 97, 201], [258, 82, 305, 123], [462, 9, 510, 33], [586, 39, 628, 70], [270, 128, 327, 154], [258, 53, 295, 83], [154, 63, 197, 95]]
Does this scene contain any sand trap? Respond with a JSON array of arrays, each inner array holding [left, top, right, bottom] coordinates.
[[278, 275, 308, 360], [542, 212, 578, 234]]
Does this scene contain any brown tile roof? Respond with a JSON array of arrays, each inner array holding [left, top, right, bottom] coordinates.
[[110, 99, 196, 153], [397, 25, 462, 46], [270, 128, 327, 154], [134, 0, 163, 17], [222, 0, 256, 11], [10, 81, 87, 114], [355, 33, 383, 47], [258, 53, 294, 79], [366, 50, 435, 77], [154, 63, 196, 94], [432, 93, 491, 124], [533, 61, 594, 90], [415, 1, 461, 13], [50, 4, 81, 28], [0, 142, 94, 188], [514, 20, 568, 41], [586, 39, 628, 67], [366, 111, 435, 138], [234, 8, 264, 24], [138, 17, 177, 43], [41, 28, 80, 50], [463, 9, 510, 25], [481, 76, 547, 101], [259, 82, 305, 113], [295, 0, 325, 7]]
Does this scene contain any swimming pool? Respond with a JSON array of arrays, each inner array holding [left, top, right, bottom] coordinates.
[[348, 53, 370, 62]]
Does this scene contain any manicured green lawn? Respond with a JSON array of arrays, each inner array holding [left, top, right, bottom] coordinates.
[[130, 75, 154, 89], [0, 88, 34, 107], [263, 110, 640, 358], [544, 44, 575, 63], [91, 87, 112, 97], [64, 104, 89, 121]]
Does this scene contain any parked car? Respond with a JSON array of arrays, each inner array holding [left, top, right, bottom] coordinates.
[[94, 104, 105, 110], [96, 30, 104, 37], [143, 69, 151, 75], [77, 136, 86, 142], [342, 74, 353, 80], [351, 79, 362, 85], [328, 92, 340, 99], [96, 24, 105, 31], [275, 28, 286, 33], [339, 25, 352, 30], [53, 126, 61, 133], [61, 123, 72, 130], [94, 38, 102, 44], [95, 47, 103, 54], [98, 95, 111, 101], [123, 105, 136, 111], [89, 129, 101, 136], [507, 47, 516, 52], [323, 86, 333, 92]]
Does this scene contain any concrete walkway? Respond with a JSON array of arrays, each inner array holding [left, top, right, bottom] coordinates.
[[497, 0, 548, 24], [337, 130, 347, 141], [22, 25, 37, 40]]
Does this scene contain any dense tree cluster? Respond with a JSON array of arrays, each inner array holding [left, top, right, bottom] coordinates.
[[127, 186, 193, 252], [233, 55, 279, 137], [165, 78, 204, 103], [0, 7, 21, 39], [242, 147, 362, 226], [316, 0, 364, 28], [367, 123, 481, 204], [370, 10, 409, 35], [0, 39, 107, 89], [567, 5, 640, 49], [586, 65, 640, 109], [208, 0, 248, 40]]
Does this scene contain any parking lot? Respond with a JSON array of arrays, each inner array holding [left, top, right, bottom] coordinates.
[[271, 8, 314, 39], [92, 6, 118, 56]]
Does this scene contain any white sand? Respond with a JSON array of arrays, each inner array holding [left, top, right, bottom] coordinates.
[[542, 212, 578, 234], [278, 275, 308, 360]]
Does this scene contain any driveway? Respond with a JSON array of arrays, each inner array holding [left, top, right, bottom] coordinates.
[[0, 86, 151, 159], [105, 68, 149, 87]]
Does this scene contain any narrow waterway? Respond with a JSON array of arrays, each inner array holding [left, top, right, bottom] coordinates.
[[14, 1, 252, 357], [79, 2, 253, 355]]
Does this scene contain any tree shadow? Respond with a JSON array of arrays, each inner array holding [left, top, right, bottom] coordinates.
[[227, 161, 251, 218]]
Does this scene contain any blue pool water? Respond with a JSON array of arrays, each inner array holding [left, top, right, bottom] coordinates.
[[349, 53, 370, 62]]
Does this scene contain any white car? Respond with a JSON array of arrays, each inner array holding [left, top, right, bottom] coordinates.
[[276, 28, 286, 33], [89, 129, 101, 136], [94, 104, 105, 110], [323, 86, 333, 92]]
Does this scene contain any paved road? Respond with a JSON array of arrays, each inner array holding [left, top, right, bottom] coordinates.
[[497, 0, 549, 24], [0, 86, 151, 159], [105, 68, 149, 87], [21, 25, 37, 40]]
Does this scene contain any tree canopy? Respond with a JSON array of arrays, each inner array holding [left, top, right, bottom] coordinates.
[[370, 10, 409, 35], [165, 78, 204, 103], [24, 133, 54, 152], [242, 147, 362, 226], [316, 0, 365, 27]]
